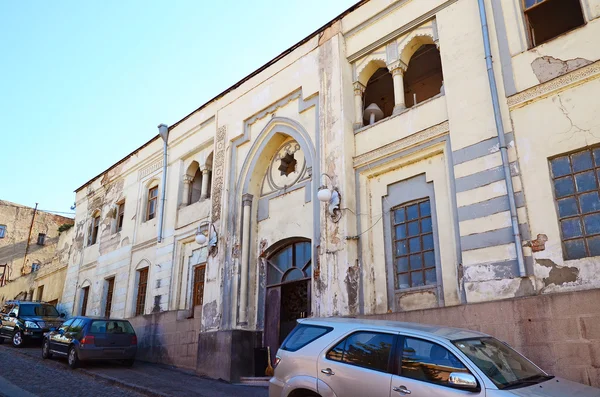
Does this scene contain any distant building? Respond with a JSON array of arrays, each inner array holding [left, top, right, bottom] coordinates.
[[60, 0, 600, 386], [0, 200, 74, 307]]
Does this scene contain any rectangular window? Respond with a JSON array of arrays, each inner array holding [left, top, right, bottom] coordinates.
[[147, 187, 158, 220], [117, 202, 125, 232], [31, 263, 40, 272], [37, 285, 44, 301], [105, 277, 115, 318], [89, 216, 100, 246], [37, 233, 46, 245], [0, 225, 6, 238], [192, 265, 206, 307], [81, 286, 90, 316], [523, 0, 584, 47], [392, 198, 436, 289], [135, 268, 148, 316], [550, 147, 600, 260]]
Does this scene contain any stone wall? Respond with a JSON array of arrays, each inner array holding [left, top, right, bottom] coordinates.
[[363, 288, 600, 387], [128, 306, 202, 370]]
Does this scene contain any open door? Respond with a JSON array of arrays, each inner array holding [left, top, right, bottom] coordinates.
[[264, 286, 281, 366]]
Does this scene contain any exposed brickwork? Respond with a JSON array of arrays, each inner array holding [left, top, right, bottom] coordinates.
[[362, 288, 600, 387]]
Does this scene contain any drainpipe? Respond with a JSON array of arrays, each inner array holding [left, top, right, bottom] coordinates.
[[22, 203, 38, 275], [157, 124, 169, 244], [477, 0, 526, 277]]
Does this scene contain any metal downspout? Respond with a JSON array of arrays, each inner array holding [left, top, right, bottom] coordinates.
[[477, 0, 526, 277], [158, 139, 168, 243]]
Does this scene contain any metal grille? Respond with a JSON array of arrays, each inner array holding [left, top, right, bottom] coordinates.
[[81, 286, 89, 316], [392, 198, 436, 289], [550, 147, 600, 260], [136, 268, 148, 316], [105, 277, 115, 318], [192, 265, 206, 307]]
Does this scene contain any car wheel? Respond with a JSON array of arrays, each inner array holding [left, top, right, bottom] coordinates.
[[42, 340, 53, 359], [68, 346, 80, 369], [123, 359, 134, 367], [12, 331, 24, 348]]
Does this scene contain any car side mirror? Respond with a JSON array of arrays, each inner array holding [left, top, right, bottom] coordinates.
[[448, 373, 478, 389], [60, 313, 66, 318], [9, 313, 16, 318]]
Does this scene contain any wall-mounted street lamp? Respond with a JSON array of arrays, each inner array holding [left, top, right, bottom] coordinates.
[[318, 173, 342, 223], [195, 221, 219, 256]]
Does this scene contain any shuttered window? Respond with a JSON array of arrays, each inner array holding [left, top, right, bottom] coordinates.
[[136, 268, 148, 316]]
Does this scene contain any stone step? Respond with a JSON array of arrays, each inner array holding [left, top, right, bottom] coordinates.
[[237, 377, 271, 387]]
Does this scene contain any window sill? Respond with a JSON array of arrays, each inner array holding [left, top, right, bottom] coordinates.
[[394, 284, 437, 294], [354, 93, 445, 135]]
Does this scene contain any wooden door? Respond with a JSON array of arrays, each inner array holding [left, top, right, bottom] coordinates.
[[264, 286, 281, 366]]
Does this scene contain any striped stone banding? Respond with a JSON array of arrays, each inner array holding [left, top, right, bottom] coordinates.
[[460, 224, 530, 251], [457, 192, 525, 222]]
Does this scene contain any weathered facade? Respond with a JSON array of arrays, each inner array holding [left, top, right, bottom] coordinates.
[[0, 200, 74, 308], [60, 0, 600, 385]]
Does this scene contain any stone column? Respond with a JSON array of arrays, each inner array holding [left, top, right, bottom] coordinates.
[[239, 193, 253, 324], [353, 82, 365, 130], [388, 60, 408, 114], [181, 175, 193, 206], [200, 167, 211, 200]]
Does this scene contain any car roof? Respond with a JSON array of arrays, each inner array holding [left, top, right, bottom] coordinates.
[[298, 317, 488, 341]]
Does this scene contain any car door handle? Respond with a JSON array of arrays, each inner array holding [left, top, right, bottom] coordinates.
[[321, 368, 335, 376], [393, 386, 411, 395]]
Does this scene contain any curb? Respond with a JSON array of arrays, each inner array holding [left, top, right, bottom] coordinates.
[[78, 369, 172, 397]]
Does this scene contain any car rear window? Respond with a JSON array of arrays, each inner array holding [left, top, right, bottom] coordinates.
[[281, 324, 332, 352], [90, 320, 135, 335]]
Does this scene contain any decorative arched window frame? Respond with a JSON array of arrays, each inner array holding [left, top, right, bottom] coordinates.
[[181, 148, 214, 207], [352, 20, 441, 130]]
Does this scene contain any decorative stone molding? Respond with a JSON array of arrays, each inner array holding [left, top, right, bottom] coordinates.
[[211, 125, 227, 223], [138, 160, 163, 180], [353, 82, 366, 96], [508, 60, 600, 109], [183, 175, 194, 184], [387, 60, 408, 76], [242, 193, 254, 207], [353, 121, 450, 168]]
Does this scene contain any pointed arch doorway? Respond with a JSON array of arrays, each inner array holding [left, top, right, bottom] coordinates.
[[263, 239, 312, 360]]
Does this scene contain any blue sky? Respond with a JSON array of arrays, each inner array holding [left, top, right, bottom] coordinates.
[[0, 0, 356, 216]]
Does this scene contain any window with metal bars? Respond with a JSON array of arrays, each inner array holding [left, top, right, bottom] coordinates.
[[136, 268, 148, 316], [523, 0, 584, 47], [81, 286, 89, 316], [392, 198, 436, 289], [37, 233, 46, 245], [192, 265, 206, 307], [105, 277, 115, 318], [550, 147, 600, 260]]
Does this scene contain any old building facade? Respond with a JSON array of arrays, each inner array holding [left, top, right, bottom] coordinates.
[[0, 200, 74, 307], [60, 0, 600, 385]]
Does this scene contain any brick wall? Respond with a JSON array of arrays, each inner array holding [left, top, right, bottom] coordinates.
[[362, 288, 600, 387], [128, 306, 202, 370]]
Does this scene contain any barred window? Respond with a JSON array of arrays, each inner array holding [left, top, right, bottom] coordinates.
[[392, 198, 436, 289], [550, 147, 600, 260]]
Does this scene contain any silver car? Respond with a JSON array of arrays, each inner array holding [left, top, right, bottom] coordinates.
[[269, 318, 600, 397]]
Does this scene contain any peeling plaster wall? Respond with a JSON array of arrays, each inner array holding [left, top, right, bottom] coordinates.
[[0, 201, 73, 305]]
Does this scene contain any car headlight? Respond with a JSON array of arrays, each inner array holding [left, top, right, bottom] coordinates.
[[25, 321, 40, 329]]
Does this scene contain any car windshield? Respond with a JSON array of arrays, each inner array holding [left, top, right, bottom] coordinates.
[[453, 337, 552, 389], [90, 320, 135, 335], [19, 304, 59, 317]]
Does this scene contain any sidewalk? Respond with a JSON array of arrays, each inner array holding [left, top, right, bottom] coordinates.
[[81, 362, 269, 397]]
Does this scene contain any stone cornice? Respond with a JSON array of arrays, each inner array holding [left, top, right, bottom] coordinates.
[[508, 60, 600, 110], [353, 121, 449, 168]]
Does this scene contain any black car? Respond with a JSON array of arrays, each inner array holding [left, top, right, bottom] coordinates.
[[0, 300, 66, 347], [43, 316, 137, 369]]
